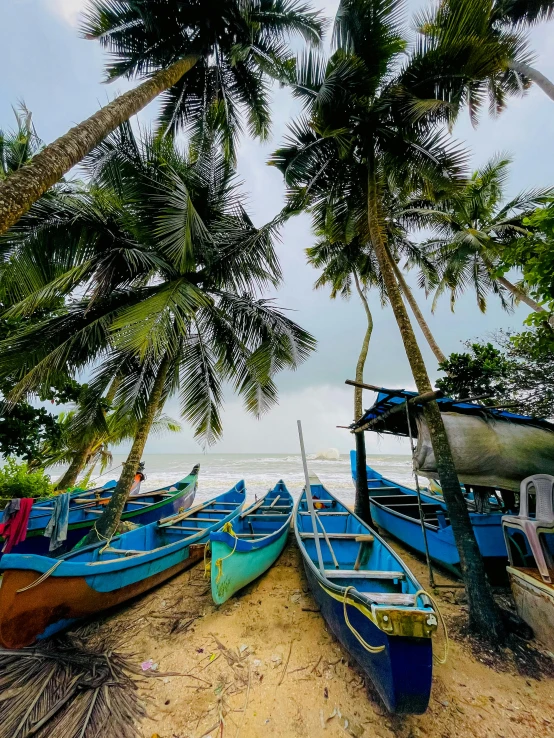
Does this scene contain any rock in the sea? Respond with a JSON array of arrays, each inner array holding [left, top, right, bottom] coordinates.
[[314, 448, 340, 461]]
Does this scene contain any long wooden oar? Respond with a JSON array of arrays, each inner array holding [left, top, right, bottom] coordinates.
[[297, 420, 324, 573]]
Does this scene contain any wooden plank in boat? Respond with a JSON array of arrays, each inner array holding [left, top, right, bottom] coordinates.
[[299, 511, 348, 516], [240, 497, 268, 518], [324, 569, 405, 580], [367, 593, 417, 606], [300, 533, 374, 541]]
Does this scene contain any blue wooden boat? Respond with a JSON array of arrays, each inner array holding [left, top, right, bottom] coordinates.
[[7, 466, 200, 556], [0, 481, 245, 648], [210, 480, 293, 605], [294, 476, 438, 714], [350, 452, 507, 575]]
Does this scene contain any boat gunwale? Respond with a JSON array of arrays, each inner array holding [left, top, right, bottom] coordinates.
[[369, 496, 442, 533]]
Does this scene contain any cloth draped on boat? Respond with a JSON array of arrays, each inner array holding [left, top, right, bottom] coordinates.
[[44, 492, 71, 551], [0, 499, 34, 553], [415, 413, 554, 492]]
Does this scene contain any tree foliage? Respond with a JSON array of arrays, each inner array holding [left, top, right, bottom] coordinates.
[[496, 199, 554, 310], [437, 329, 554, 418]]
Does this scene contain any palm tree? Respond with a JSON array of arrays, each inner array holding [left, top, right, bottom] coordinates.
[[271, 0, 505, 640], [0, 104, 43, 178], [51, 407, 181, 490], [0, 125, 315, 543], [412, 155, 552, 315], [420, 0, 554, 116], [0, 0, 324, 236], [307, 237, 383, 521]]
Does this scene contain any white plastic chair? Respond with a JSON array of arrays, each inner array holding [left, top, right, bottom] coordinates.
[[503, 474, 554, 583]]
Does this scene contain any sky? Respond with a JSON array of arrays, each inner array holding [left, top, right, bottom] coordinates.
[[1, 0, 553, 455]]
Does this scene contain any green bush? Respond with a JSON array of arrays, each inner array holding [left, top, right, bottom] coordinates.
[[0, 458, 54, 499]]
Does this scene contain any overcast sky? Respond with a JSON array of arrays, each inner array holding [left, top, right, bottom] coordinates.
[[1, 0, 553, 454]]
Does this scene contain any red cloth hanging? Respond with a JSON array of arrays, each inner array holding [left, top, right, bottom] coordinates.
[[0, 499, 34, 553]]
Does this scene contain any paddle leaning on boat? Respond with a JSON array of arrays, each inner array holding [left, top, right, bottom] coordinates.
[[209, 480, 293, 605], [4, 465, 200, 556], [295, 474, 443, 715], [0, 480, 247, 648]]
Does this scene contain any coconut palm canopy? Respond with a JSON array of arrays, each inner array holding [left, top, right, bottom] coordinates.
[[83, 0, 326, 156], [0, 124, 316, 446], [410, 155, 553, 313]]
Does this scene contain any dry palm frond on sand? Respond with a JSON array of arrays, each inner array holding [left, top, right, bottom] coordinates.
[[0, 633, 146, 738]]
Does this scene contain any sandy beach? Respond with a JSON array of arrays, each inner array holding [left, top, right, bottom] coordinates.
[[87, 531, 554, 738]]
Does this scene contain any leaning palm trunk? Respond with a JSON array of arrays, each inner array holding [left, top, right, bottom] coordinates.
[[0, 56, 198, 236], [80, 355, 171, 547], [56, 443, 94, 491], [496, 276, 546, 313], [367, 170, 505, 642], [389, 254, 447, 364], [55, 375, 123, 492], [507, 60, 554, 102], [352, 272, 373, 524]]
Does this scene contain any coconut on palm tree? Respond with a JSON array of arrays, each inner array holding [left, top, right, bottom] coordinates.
[[271, 0, 505, 640], [0, 124, 315, 543], [411, 155, 552, 315], [0, 0, 324, 236]]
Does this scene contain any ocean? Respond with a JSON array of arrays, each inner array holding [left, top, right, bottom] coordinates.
[[52, 452, 415, 505]]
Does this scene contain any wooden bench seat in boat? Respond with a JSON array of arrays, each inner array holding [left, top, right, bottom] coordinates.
[[368, 486, 400, 492], [366, 593, 417, 606], [300, 533, 374, 542], [299, 511, 349, 516], [324, 569, 405, 580]]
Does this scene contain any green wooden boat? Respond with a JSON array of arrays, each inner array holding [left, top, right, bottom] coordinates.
[[209, 480, 293, 604]]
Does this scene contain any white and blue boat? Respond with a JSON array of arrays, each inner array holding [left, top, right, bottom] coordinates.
[[210, 480, 293, 604], [0, 481, 245, 649], [7, 466, 200, 556], [294, 475, 439, 714], [350, 452, 507, 576]]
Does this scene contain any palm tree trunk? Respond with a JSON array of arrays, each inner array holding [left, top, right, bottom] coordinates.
[[507, 60, 554, 102], [0, 56, 199, 236], [352, 272, 373, 524], [54, 375, 123, 491], [367, 169, 505, 642], [55, 443, 93, 490], [388, 253, 447, 364], [496, 275, 546, 313], [80, 354, 171, 546]]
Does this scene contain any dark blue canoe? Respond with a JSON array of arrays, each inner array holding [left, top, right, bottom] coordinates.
[[0, 481, 245, 648], [8, 466, 200, 556], [350, 452, 507, 575], [294, 476, 438, 714]]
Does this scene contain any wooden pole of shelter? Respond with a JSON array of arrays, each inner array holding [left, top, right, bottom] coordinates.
[[345, 382, 443, 433], [405, 401, 436, 589], [297, 420, 324, 573]]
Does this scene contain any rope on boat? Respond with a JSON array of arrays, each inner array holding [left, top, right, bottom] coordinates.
[[214, 522, 238, 584], [16, 560, 63, 592], [415, 589, 449, 664], [342, 586, 385, 654]]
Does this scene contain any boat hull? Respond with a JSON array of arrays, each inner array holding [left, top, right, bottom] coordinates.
[[370, 500, 506, 575], [0, 482, 244, 648], [507, 566, 554, 652], [0, 544, 205, 648], [301, 559, 433, 714], [211, 526, 289, 605], [10, 478, 197, 556]]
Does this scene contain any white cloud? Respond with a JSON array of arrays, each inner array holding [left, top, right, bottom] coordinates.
[[137, 384, 410, 456], [45, 0, 87, 26]]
